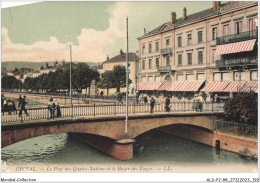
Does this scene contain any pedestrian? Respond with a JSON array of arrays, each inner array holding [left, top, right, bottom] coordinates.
[[2, 97, 8, 115], [165, 96, 171, 112], [150, 97, 155, 113], [198, 92, 203, 112], [136, 90, 140, 104], [100, 91, 104, 97], [19, 96, 29, 117], [55, 100, 61, 117], [17, 95, 22, 108], [143, 94, 148, 103], [48, 97, 55, 119], [1, 94, 4, 115], [117, 92, 123, 104], [194, 93, 199, 111]]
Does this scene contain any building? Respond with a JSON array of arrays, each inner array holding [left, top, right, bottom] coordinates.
[[137, 1, 258, 101], [97, 49, 139, 95]]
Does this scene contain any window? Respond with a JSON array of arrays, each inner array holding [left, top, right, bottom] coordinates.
[[178, 54, 182, 66], [148, 76, 153, 82], [141, 77, 146, 82], [166, 39, 170, 47], [177, 75, 184, 81], [251, 71, 257, 81], [213, 73, 221, 82], [212, 27, 217, 40], [156, 58, 159, 68], [235, 21, 242, 34], [198, 31, 202, 43], [155, 42, 159, 52], [212, 49, 215, 63], [197, 73, 205, 81], [187, 53, 192, 65], [187, 34, 192, 45], [149, 59, 152, 69], [234, 71, 245, 81], [222, 73, 231, 81], [186, 74, 193, 81], [149, 43, 152, 53], [165, 75, 172, 82], [178, 36, 182, 47], [142, 60, 145, 70], [198, 51, 203, 64], [166, 56, 170, 66], [249, 18, 256, 31], [142, 45, 146, 54], [155, 76, 160, 82], [223, 24, 229, 36]]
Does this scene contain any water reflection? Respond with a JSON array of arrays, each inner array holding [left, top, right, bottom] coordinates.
[[2, 130, 257, 166]]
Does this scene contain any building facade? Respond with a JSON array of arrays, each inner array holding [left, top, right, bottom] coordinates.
[[137, 1, 258, 101], [97, 49, 138, 95]]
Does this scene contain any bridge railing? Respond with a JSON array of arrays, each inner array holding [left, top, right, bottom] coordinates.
[[1, 102, 225, 123]]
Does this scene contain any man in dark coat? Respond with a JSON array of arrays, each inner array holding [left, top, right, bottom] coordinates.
[[19, 96, 29, 117], [165, 96, 171, 112], [150, 97, 155, 113], [17, 95, 22, 108]]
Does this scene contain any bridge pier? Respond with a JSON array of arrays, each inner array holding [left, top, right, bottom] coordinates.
[[69, 133, 134, 161]]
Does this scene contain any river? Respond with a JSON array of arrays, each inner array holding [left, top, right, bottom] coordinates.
[[1, 129, 257, 173]]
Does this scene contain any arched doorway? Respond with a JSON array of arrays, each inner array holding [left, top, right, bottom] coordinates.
[[165, 75, 172, 82]]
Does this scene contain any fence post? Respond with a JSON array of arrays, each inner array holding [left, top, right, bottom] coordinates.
[[114, 103, 116, 116], [93, 103, 96, 116]]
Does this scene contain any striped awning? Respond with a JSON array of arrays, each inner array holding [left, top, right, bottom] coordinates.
[[240, 81, 258, 93], [222, 81, 247, 92], [214, 39, 256, 56], [137, 82, 163, 91], [168, 80, 205, 92], [200, 82, 230, 92], [156, 82, 172, 91]]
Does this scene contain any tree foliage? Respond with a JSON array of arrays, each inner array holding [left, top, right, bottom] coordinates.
[[98, 65, 132, 92], [22, 63, 99, 92], [1, 75, 22, 90], [223, 91, 258, 125]]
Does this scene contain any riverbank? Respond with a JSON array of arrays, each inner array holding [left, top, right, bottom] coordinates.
[[158, 125, 258, 159]]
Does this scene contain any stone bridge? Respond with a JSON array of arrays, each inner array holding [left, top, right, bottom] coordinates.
[[2, 112, 224, 160]]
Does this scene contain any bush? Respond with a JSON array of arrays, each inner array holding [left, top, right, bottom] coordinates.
[[223, 91, 257, 125]]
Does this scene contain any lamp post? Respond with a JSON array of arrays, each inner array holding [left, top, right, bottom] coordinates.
[[70, 45, 73, 117], [125, 17, 129, 134]]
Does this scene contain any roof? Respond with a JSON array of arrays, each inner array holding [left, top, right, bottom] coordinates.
[[138, 1, 257, 40], [103, 52, 137, 64]]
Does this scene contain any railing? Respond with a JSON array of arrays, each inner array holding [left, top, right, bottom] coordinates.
[[213, 120, 257, 138], [216, 30, 257, 45], [157, 66, 171, 72], [215, 56, 258, 67], [1, 102, 225, 123], [160, 47, 172, 55]]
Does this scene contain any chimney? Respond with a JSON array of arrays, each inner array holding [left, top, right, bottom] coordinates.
[[183, 7, 187, 20], [107, 55, 109, 60], [213, 1, 221, 11], [144, 28, 146, 35], [170, 12, 176, 24], [120, 49, 123, 55]]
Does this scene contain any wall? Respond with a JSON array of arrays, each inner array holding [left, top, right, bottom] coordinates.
[[158, 124, 257, 158]]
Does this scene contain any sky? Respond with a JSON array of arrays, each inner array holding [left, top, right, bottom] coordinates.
[[1, 1, 212, 63]]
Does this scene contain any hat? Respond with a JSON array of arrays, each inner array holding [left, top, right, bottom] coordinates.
[[195, 94, 198, 97], [23, 96, 26, 98]]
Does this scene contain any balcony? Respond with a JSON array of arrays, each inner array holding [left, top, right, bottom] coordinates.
[[160, 47, 172, 55], [216, 30, 257, 45], [157, 66, 171, 73], [215, 56, 258, 67]]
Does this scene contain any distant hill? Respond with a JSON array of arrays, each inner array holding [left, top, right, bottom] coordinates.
[[1, 61, 100, 71]]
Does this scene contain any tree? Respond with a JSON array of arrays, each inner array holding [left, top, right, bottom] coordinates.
[[111, 65, 132, 92], [1, 75, 22, 90], [72, 63, 100, 90], [97, 70, 114, 94], [223, 91, 257, 125]]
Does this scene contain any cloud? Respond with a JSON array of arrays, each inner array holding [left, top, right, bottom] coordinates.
[[1, 2, 128, 62]]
